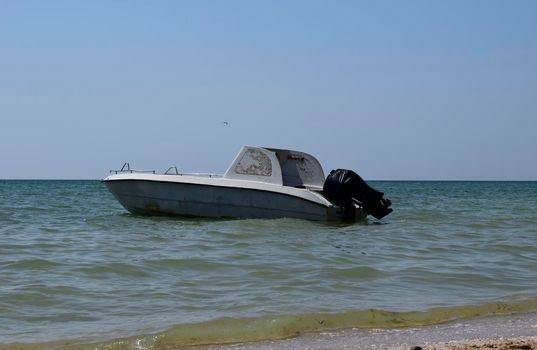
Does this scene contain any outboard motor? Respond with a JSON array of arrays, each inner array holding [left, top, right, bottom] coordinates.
[[323, 169, 392, 220]]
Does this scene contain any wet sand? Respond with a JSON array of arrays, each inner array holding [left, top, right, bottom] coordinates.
[[199, 312, 537, 350]]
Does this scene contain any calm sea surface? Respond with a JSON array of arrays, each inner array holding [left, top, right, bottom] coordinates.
[[1, 180, 537, 349]]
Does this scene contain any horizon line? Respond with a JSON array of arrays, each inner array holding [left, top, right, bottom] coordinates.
[[1, 178, 536, 182]]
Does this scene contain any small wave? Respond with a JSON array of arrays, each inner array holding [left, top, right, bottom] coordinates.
[[324, 266, 383, 279], [4, 297, 537, 350], [3, 259, 63, 270], [76, 263, 152, 278], [145, 257, 233, 271]]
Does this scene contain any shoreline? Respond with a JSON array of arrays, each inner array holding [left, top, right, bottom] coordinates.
[[198, 312, 537, 350], [1, 312, 536, 349]]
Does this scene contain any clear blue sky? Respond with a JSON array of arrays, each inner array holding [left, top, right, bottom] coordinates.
[[1, 0, 536, 180]]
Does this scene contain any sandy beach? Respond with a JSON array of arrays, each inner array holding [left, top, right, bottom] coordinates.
[[199, 312, 537, 350]]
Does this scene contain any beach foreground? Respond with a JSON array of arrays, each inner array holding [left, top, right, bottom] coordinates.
[[200, 312, 537, 350]]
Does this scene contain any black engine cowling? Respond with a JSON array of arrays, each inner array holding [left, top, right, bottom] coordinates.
[[323, 169, 392, 220]]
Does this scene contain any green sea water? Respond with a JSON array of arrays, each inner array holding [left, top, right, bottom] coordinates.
[[1, 180, 537, 349]]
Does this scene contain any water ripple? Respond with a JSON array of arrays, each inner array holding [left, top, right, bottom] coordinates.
[[1, 180, 537, 345]]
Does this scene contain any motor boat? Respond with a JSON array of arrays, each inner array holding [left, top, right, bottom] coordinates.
[[102, 146, 392, 221]]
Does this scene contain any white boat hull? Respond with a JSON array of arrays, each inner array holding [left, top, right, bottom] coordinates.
[[104, 179, 364, 221]]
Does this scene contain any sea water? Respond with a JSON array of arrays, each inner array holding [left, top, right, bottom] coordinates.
[[1, 180, 536, 349]]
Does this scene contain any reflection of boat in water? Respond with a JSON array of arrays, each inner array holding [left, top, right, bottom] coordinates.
[[102, 146, 392, 221]]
